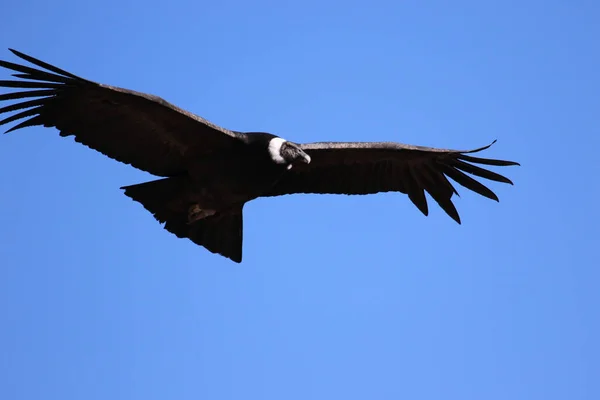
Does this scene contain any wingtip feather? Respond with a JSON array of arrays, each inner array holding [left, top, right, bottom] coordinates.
[[5, 48, 83, 80]]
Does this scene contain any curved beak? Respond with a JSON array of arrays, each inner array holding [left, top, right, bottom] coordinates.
[[289, 143, 311, 164], [299, 150, 311, 164]]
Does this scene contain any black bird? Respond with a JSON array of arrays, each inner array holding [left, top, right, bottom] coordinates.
[[0, 49, 519, 263]]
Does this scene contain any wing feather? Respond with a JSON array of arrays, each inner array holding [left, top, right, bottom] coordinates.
[[0, 89, 55, 101], [406, 165, 429, 216], [444, 158, 514, 184], [0, 97, 46, 114]]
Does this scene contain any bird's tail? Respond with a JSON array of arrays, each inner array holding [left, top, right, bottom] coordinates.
[[121, 177, 244, 263]]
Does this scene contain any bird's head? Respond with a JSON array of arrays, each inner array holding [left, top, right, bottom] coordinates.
[[268, 137, 311, 169]]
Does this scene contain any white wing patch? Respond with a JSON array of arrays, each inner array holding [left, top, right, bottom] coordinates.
[[268, 137, 287, 164]]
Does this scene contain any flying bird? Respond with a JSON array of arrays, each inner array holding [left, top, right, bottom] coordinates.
[[0, 49, 519, 263]]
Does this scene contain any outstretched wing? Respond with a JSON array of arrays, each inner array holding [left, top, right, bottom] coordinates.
[[263, 140, 519, 224], [0, 49, 246, 176]]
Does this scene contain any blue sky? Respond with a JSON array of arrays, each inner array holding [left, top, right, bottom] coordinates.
[[0, 1, 597, 399]]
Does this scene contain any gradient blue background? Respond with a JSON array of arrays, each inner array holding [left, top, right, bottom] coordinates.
[[0, 1, 597, 399]]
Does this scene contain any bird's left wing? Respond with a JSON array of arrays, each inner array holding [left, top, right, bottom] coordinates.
[[262, 140, 520, 223], [0, 49, 246, 177]]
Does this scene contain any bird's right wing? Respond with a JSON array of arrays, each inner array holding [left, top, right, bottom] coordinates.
[[0, 49, 246, 177]]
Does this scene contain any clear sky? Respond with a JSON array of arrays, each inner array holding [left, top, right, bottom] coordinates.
[[0, 1, 597, 399]]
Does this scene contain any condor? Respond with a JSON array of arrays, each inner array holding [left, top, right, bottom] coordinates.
[[0, 49, 519, 263]]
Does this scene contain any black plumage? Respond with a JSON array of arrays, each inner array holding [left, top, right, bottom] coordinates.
[[0, 49, 520, 263]]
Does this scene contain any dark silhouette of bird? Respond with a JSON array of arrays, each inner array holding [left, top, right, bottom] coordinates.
[[0, 49, 519, 263]]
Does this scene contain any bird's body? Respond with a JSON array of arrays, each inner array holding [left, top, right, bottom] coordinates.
[[0, 49, 520, 263], [165, 133, 293, 211]]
